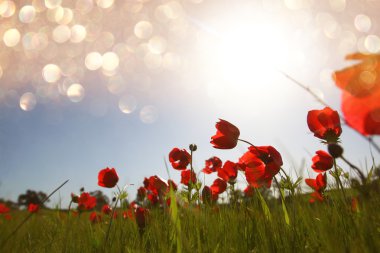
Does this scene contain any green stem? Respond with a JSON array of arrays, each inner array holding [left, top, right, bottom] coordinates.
[[333, 159, 347, 202], [105, 185, 121, 246], [340, 155, 366, 184]]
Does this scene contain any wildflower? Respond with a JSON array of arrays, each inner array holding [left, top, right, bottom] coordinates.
[[210, 178, 227, 194], [240, 146, 283, 188], [101, 204, 112, 215], [169, 148, 191, 170], [137, 187, 147, 200], [98, 167, 119, 188], [311, 150, 334, 173], [28, 203, 39, 213], [307, 107, 342, 143], [333, 53, 380, 135], [210, 119, 240, 149], [89, 212, 102, 223], [305, 173, 327, 192], [202, 156, 222, 174], [135, 207, 149, 230], [180, 169, 196, 186], [305, 173, 327, 203], [148, 175, 169, 195], [78, 192, 97, 210], [202, 186, 218, 204], [217, 160, 238, 183], [0, 203, 10, 214]]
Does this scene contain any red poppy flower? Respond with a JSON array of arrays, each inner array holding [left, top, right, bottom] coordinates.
[[98, 167, 119, 188], [307, 107, 342, 142], [101, 204, 112, 215], [309, 191, 324, 203], [333, 52, 380, 135], [28, 203, 39, 213], [240, 146, 283, 188], [169, 148, 191, 170], [137, 187, 147, 200], [217, 160, 238, 183], [147, 193, 158, 205], [89, 212, 102, 223], [210, 119, 240, 149], [305, 173, 327, 192], [135, 207, 149, 230], [78, 192, 97, 210], [180, 169, 196, 186], [210, 178, 227, 194], [351, 197, 359, 212], [202, 156, 222, 174], [311, 150, 334, 173], [147, 175, 169, 195], [0, 203, 10, 214], [202, 186, 218, 203], [244, 186, 255, 197]]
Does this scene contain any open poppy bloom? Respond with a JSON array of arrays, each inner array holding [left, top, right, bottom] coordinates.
[[180, 169, 196, 186], [0, 203, 10, 214], [101, 204, 112, 215], [89, 212, 102, 223], [307, 107, 342, 143], [202, 186, 219, 204], [202, 156, 222, 174], [240, 146, 283, 188], [217, 160, 238, 183], [28, 203, 39, 213], [210, 119, 240, 149], [169, 148, 191, 170], [148, 175, 169, 195], [243, 186, 255, 197], [333, 53, 380, 135], [311, 150, 334, 173], [78, 192, 97, 210], [305, 173, 327, 203], [210, 178, 227, 194], [98, 167, 119, 188]]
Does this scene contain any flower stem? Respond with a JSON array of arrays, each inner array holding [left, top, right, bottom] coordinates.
[[340, 155, 366, 184], [105, 185, 121, 247], [333, 159, 347, 202]]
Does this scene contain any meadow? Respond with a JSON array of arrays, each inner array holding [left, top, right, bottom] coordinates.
[[1, 49, 380, 253]]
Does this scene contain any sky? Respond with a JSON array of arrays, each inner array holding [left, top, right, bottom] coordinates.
[[0, 0, 380, 207]]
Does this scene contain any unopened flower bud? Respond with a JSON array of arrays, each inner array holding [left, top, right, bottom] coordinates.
[[71, 193, 79, 203], [189, 144, 197, 152], [328, 143, 343, 158]]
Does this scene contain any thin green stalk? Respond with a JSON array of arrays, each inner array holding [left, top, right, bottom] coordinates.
[[333, 159, 347, 202]]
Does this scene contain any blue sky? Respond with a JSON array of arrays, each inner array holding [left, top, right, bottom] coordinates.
[[0, 0, 379, 207]]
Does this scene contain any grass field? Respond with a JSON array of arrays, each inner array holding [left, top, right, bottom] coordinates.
[[1, 181, 380, 253]]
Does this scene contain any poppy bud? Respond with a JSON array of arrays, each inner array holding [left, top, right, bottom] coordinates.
[[328, 143, 343, 158], [80, 187, 85, 193], [71, 193, 79, 203], [189, 144, 197, 151], [112, 197, 117, 202]]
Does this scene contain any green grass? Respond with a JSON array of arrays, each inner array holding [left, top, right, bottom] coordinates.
[[1, 191, 380, 253]]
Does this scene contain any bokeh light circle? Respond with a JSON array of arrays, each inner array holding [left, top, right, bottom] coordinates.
[[119, 95, 137, 114], [42, 64, 61, 83], [139, 105, 158, 124], [3, 28, 21, 47], [134, 21, 153, 39], [102, 52, 119, 71], [20, 92, 37, 111], [19, 5, 36, 23], [85, 52, 103, 70], [67, 83, 85, 102]]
